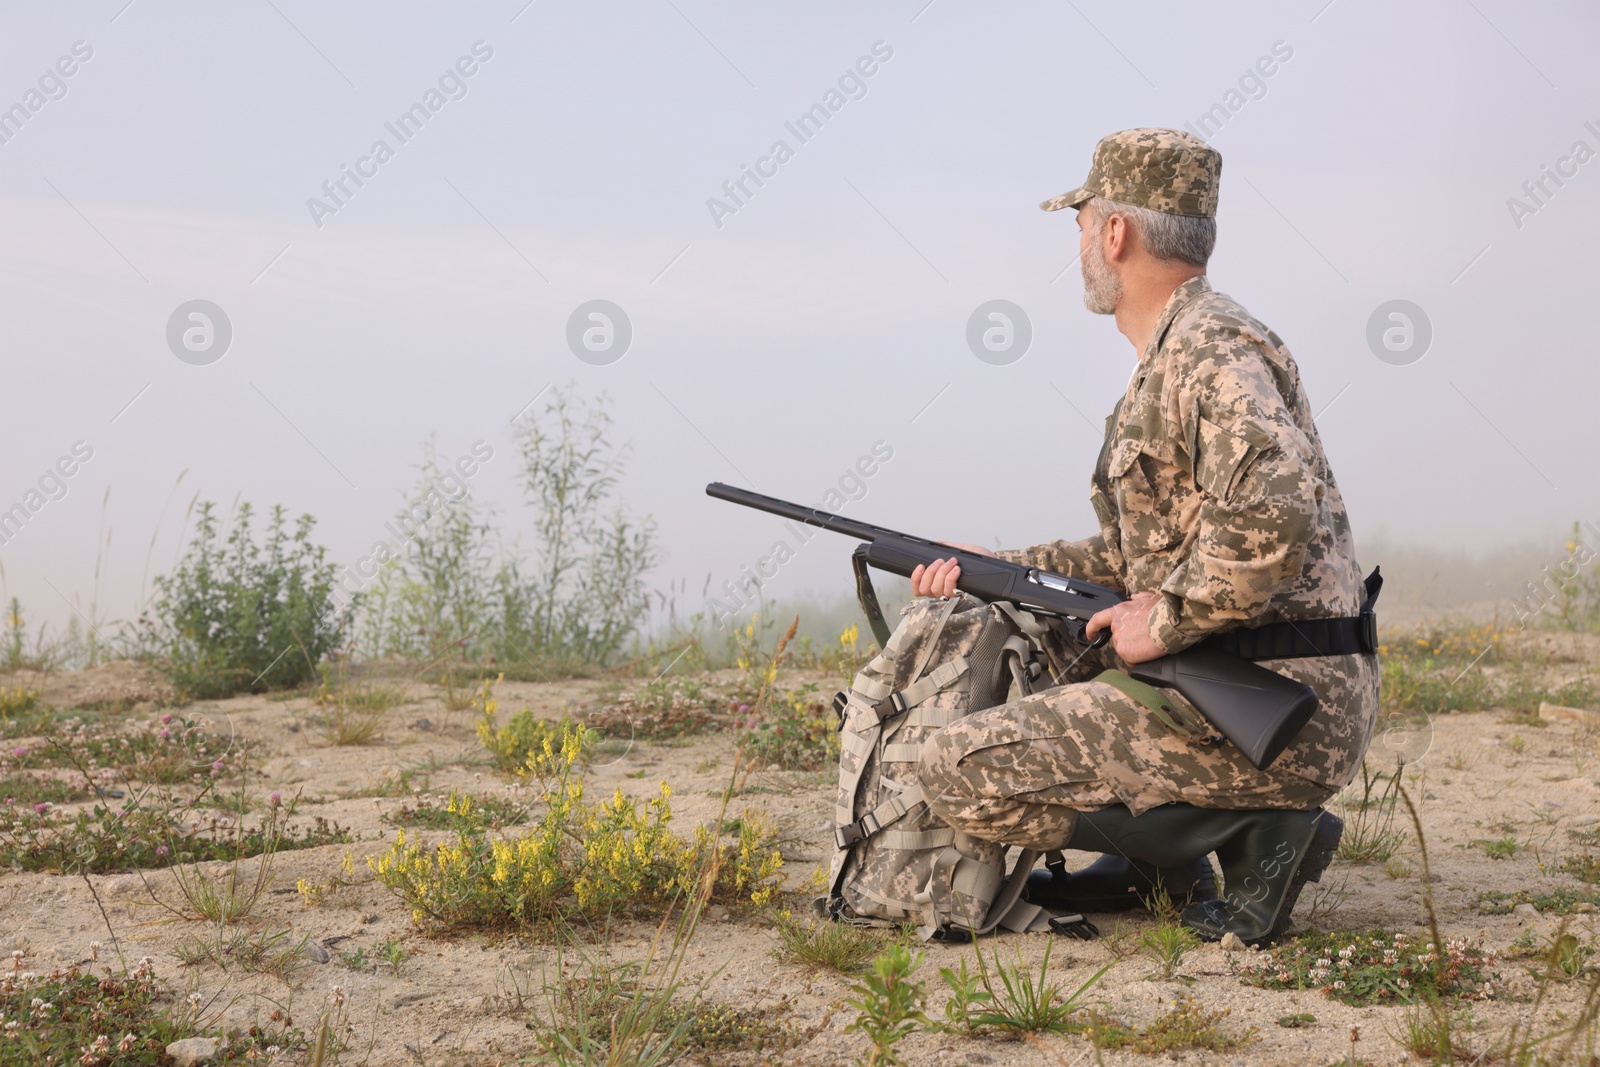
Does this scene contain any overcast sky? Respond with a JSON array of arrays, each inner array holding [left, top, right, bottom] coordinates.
[[2, 0, 1596, 634]]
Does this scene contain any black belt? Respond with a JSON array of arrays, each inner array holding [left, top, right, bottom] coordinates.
[[1201, 567, 1382, 661]]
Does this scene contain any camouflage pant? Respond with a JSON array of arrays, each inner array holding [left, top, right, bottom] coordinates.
[[917, 675, 1340, 852]]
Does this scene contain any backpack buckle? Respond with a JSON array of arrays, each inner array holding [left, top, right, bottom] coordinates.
[[833, 812, 884, 850], [1358, 610, 1377, 654], [872, 691, 908, 722]]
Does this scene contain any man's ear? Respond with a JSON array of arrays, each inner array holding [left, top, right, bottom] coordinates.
[[1103, 213, 1129, 262]]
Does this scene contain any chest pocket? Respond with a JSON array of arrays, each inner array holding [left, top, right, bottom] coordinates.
[[1107, 437, 1186, 558]]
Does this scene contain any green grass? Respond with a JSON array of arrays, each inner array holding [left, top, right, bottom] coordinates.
[[1141, 921, 1200, 980], [174, 923, 313, 983], [939, 937, 1109, 1037], [1377, 620, 1598, 717], [1086, 998, 1256, 1054], [1469, 837, 1520, 860], [772, 912, 892, 974], [1479, 886, 1600, 915], [1335, 762, 1406, 864], [0, 797, 350, 874], [381, 789, 528, 832]]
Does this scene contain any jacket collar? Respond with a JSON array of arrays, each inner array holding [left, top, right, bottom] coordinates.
[[1138, 274, 1212, 371]]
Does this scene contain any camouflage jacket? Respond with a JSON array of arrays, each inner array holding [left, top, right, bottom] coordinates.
[[999, 276, 1377, 787]]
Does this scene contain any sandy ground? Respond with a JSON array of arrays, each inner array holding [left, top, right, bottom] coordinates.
[[3, 645, 1599, 1066]]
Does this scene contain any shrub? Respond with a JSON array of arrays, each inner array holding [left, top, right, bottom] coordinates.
[[473, 676, 591, 775], [152, 501, 343, 697], [845, 945, 927, 1067], [738, 683, 839, 772], [353, 443, 495, 663], [725, 617, 840, 777], [358, 389, 660, 674], [370, 724, 782, 931], [492, 388, 660, 673], [1547, 521, 1600, 632], [0, 687, 38, 722], [585, 676, 717, 741]]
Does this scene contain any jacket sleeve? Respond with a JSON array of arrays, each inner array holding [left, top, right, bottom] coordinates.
[[995, 533, 1125, 593], [1146, 332, 1321, 653]]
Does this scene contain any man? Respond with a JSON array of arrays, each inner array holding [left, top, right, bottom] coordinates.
[[912, 128, 1380, 944]]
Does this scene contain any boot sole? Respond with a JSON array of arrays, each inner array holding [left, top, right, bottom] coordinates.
[[1251, 810, 1343, 947]]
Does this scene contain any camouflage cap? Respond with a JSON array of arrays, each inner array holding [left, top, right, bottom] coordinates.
[[1041, 128, 1221, 217]]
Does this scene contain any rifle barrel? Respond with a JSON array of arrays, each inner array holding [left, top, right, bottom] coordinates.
[[706, 482, 909, 544]]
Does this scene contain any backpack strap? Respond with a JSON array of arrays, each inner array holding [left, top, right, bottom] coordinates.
[[915, 845, 1047, 939], [835, 784, 927, 848]]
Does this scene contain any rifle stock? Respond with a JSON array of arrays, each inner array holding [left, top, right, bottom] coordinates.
[[707, 482, 1317, 770]]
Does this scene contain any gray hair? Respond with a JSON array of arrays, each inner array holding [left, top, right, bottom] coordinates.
[[1087, 196, 1216, 267]]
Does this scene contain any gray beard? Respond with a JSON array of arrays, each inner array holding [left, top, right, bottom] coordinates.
[[1081, 240, 1122, 315]]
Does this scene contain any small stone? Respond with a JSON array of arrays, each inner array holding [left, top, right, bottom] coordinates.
[[101, 876, 136, 900], [304, 940, 331, 963], [1219, 932, 1247, 952], [1540, 702, 1598, 725], [412, 718, 435, 732], [1512, 903, 1541, 919], [704, 905, 729, 923], [166, 1037, 220, 1066]]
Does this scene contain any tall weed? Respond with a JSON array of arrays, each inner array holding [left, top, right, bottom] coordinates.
[[151, 501, 343, 696]]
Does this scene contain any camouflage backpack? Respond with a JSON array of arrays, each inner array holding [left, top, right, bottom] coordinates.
[[817, 593, 1067, 940]]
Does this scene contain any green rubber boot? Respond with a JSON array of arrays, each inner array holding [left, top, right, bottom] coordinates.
[[1023, 854, 1217, 914], [1038, 803, 1342, 946]]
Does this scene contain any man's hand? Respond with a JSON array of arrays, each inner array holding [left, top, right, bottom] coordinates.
[[909, 542, 994, 598], [1085, 589, 1166, 665]]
